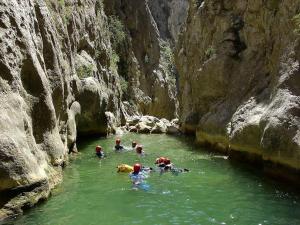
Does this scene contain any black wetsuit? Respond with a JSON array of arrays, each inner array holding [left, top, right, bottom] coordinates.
[[115, 145, 124, 151], [96, 151, 105, 158]]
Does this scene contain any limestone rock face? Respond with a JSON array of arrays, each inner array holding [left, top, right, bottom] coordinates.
[[0, 0, 122, 217], [176, 0, 300, 174], [0, 0, 182, 217], [104, 0, 179, 120], [148, 0, 189, 42]]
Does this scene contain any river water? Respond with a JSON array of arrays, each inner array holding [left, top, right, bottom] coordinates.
[[7, 133, 300, 225]]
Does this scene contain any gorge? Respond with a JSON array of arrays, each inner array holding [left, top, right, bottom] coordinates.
[[0, 0, 300, 221]]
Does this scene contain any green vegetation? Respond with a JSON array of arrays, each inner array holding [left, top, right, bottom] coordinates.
[[109, 50, 120, 74], [159, 39, 177, 84], [76, 64, 94, 78], [293, 13, 300, 35], [108, 16, 126, 49], [120, 76, 129, 94], [55, 0, 72, 25], [160, 40, 175, 72], [205, 45, 216, 59]]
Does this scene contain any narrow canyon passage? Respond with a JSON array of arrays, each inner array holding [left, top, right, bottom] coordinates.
[[5, 134, 300, 225]]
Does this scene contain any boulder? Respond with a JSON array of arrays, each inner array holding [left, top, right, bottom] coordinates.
[[151, 120, 168, 133], [136, 122, 152, 133], [166, 124, 180, 134], [127, 116, 141, 126]]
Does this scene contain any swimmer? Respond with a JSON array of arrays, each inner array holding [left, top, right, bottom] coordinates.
[[132, 141, 137, 149], [95, 145, 105, 158], [129, 163, 149, 190], [155, 157, 167, 168], [115, 139, 124, 151], [155, 157, 189, 175], [163, 158, 174, 171], [136, 145, 145, 156]]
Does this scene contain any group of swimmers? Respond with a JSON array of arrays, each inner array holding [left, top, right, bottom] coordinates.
[[95, 138, 189, 190], [95, 139, 144, 158]]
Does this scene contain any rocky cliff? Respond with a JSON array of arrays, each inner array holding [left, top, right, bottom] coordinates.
[[176, 0, 300, 182], [0, 0, 179, 218], [148, 0, 189, 43], [103, 0, 182, 120]]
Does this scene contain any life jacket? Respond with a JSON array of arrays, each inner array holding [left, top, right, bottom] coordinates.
[[117, 164, 133, 173]]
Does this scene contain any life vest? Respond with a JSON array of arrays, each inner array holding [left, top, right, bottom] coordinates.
[[117, 164, 133, 173]]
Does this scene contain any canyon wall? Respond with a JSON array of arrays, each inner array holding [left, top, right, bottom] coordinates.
[[176, 0, 300, 181], [0, 0, 181, 218]]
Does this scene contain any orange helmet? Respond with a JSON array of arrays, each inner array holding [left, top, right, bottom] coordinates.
[[116, 139, 121, 144], [95, 146, 102, 153], [155, 157, 166, 164], [133, 163, 142, 173]]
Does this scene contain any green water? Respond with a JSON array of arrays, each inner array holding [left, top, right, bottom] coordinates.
[[6, 134, 300, 225]]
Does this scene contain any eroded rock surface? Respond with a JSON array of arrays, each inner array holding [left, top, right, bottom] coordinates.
[[0, 0, 181, 218], [176, 0, 300, 178], [0, 0, 119, 218]]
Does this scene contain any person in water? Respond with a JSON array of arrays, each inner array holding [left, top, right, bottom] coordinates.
[[155, 157, 189, 174], [129, 163, 149, 189], [155, 157, 167, 167], [132, 141, 137, 149], [95, 145, 105, 158], [136, 145, 145, 156], [163, 158, 174, 171], [115, 139, 124, 151]]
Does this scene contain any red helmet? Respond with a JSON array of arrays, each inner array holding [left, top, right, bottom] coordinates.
[[164, 158, 171, 165], [116, 139, 121, 144], [155, 157, 166, 164], [136, 145, 143, 153], [133, 163, 142, 173], [95, 146, 102, 153]]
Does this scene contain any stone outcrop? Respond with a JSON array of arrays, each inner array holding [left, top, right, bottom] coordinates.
[[176, 0, 300, 182], [125, 115, 180, 134], [0, 0, 123, 219]]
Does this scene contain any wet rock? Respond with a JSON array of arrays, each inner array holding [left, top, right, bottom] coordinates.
[[127, 116, 141, 126], [67, 102, 81, 152], [136, 122, 152, 134], [139, 115, 160, 127], [129, 126, 138, 133], [151, 121, 167, 134], [166, 124, 180, 134]]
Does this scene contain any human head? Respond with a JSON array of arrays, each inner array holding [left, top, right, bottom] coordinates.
[[95, 146, 102, 153], [133, 163, 142, 173], [132, 141, 137, 148], [136, 145, 143, 154], [116, 139, 121, 145], [164, 158, 171, 165], [155, 157, 166, 164]]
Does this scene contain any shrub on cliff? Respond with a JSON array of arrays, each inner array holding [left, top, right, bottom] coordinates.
[[293, 13, 300, 35], [108, 16, 126, 49]]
